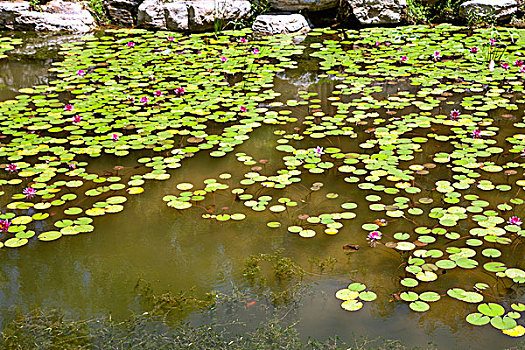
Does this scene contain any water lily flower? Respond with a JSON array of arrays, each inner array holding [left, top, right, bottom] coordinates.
[[239, 106, 247, 112], [432, 51, 441, 61], [77, 69, 85, 77], [470, 46, 478, 53], [502, 62, 510, 70], [154, 90, 162, 97], [471, 128, 481, 138], [488, 59, 495, 71], [220, 56, 228, 62], [367, 231, 382, 247], [515, 59, 523, 67], [374, 41, 380, 47], [0, 219, 11, 233], [64, 104, 73, 111], [69, 162, 77, 169], [23, 187, 36, 199], [400, 55, 408, 63], [72, 115, 82, 123], [127, 41, 135, 48], [509, 216, 522, 225], [6, 163, 17, 172], [175, 87, 185, 96], [450, 109, 460, 120], [111, 133, 119, 141], [490, 38, 496, 46], [168, 36, 175, 41], [140, 97, 148, 104], [253, 48, 259, 55], [239, 38, 247, 44], [313, 146, 324, 156], [385, 42, 391, 47], [521, 67, 525, 73]]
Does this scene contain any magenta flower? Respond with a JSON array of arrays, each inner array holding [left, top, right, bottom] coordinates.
[[509, 216, 522, 225], [521, 67, 525, 73], [239, 106, 247, 112], [253, 48, 259, 55], [239, 37, 247, 44], [154, 90, 162, 97], [127, 41, 135, 48], [72, 115, 82, 123], [77, 69, 85, 77], [313, 146, 324, 156], [0, 219, 11, 233], [68, 162, 77, 169], [175, 87, 185, 96], [140, 96, 148, 104], [64, 104, 73, 111], [385, 42, 391, 47], [6, 163, 17, 173], [400, 55, 408, 63], [375, 41, 380, 47], [470, 46, 478, 53], [220, 56, 228, 62], [490, 38, 496, 47], [367, 231, 382, 241], [432, 51, 441, 61], [515, 59, 524, 67], [471, 129, 481, 138], [23, 187, 36, 199], [450, 109, 460, 120], [168, 36, 175, 41], [111, 133, 119, 141], [502, 63, 510, 70]]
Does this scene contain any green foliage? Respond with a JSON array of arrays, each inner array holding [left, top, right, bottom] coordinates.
[[243, 249, 305, 285], [308, 256, 338, 273], [404, 0, 468, 24], [87, 0, 109, 25], [405, 0, 432, 24]]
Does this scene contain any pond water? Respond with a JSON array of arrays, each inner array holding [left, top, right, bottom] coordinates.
[[0, 25, 524, 349]]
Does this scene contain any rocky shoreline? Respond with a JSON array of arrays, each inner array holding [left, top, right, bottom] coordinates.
[[0, 0, 522, 34]]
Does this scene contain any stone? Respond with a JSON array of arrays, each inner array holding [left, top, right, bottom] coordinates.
[[252, 14, 310, 34], [104, 0, 142, 26], [188, 0, 251, 32], [346, 0, 406, 25], [137, 0, 166, 29], [0, 0, 95, 32], [164, 2, 189, 30], [459, 0, 517, 20], [268, 0, 338, 11]]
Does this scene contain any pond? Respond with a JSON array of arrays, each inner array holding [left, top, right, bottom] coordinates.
[[0, 24, 523, 349]]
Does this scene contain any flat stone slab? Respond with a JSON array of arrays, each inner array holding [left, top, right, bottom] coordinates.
[[459, 0, 517, 20], [252, 14, 310, 35]]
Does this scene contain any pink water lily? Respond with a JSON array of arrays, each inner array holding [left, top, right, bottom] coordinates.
[[23, 187, 36, 199], [0, 219, 11, 233], [220, 56, 228, 62], [168, 36, 175, 41], [154, 90, 162, 97], [374, 41, 380, 47], [367, 231, 382, 241], [400, 55, 408, 63], [140, 97, 148, 104], [515, 59, 524, 67], [470, 46, 478, 53], [253, 48, 259, 55], [126, 41, 135, 48], [77, 69, 85, 77], [521, 67, 525, 73], [239, 106, 247, 112], [72, 115, 82, 123], [502, 63, 510, 70], [313, 146, 324, 156], [239, 37, 247, 44], [450, 109, 460, 120], [111, 133, 119, 141], [6, 163, 17, 173], [432, 51, 441, 61], [175, 87, 185, 96], [64, 104, 73, 111], [509, 216, 522, 225], [471, 128, 481, 138]]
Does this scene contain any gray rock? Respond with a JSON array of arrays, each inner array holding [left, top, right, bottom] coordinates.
[[161, 0, 251, 32], [137, 0, 166, 29], [459, 0, 517, 20], [252, 14, 310, 34], [345, 0, 406, 25], [164, 2, 189, 30], [0, 0, 95, 32], [268, 0, 338, 11], [104, 0, 142, 26], [188, 0, 251, 32]]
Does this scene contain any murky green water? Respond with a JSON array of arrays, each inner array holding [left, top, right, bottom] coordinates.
[[0, 29, 523, 350]]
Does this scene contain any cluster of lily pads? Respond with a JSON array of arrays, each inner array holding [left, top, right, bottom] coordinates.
[[0, 23, 524, 337]]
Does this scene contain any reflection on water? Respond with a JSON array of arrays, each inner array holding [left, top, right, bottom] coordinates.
[[0, 31, 522, 350]]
